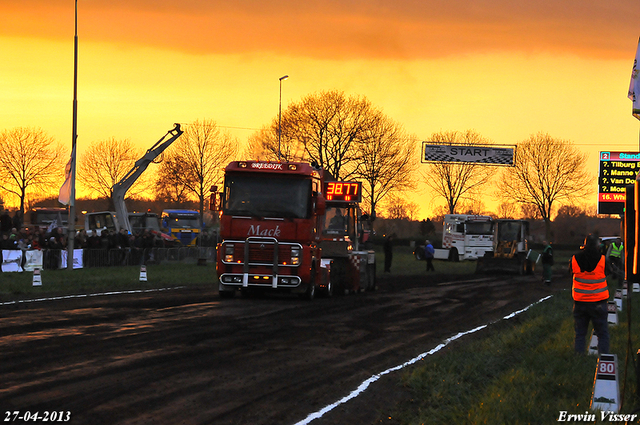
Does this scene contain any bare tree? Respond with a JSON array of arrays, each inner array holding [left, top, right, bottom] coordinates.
[[383, 194, 419, 220], [154, 156, 192, 205], [497, 132, 592, 239], [423, 130, 494, 214], [457, 199, 488, 216], [244, 122, 307, 162], [246, 90, 418, 219], [157, 120, 238, 227], [283, 90, 373, 180], [496, 201, 518, 219], [0, 127, 65, 214], [78, 138, 145, 206], [354, 111, 418, 219]]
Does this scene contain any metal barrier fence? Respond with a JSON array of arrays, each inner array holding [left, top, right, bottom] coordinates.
[[40, 247, 216, 269]]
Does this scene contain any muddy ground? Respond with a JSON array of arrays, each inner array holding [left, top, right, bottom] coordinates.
[[0, 272, 565, 425]]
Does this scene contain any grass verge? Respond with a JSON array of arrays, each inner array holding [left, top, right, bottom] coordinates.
[[384, 289, 640, 424], [0, 263, 216, 300]]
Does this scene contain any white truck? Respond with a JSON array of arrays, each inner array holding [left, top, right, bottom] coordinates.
[[438, 214, 494, 261], [416, 214, 494, 261]]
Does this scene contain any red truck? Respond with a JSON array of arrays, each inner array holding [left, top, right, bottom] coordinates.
[[214, 160, 376, 299]]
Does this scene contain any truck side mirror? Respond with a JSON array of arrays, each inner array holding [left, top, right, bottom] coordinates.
[[314, 194, 326, 216], [210, 193, 222, 212]]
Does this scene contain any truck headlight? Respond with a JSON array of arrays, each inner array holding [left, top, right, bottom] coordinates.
[[225, 244, 234, 262], [291, 247, 301, 266]]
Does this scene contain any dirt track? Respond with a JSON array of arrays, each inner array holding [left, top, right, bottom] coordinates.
[[0, 272, 564, 425]]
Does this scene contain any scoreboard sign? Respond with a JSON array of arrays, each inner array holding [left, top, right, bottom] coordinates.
[[324, 181, 362, 202], [598, 151, 640, 215]]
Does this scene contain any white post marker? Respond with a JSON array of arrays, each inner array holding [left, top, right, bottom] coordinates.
[[591, 353, 620, 413], [588, 330, 599, 356], [32, 267, 42, 287], [622, 281, 628, 297], [139, 265, 147, 282], [614, 289, 623, 311], [607, 301, 618, 326], [633, 282, 640, 293]]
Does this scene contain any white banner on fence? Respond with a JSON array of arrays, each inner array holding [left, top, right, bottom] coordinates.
[[24, 250, 44, 272], [2, 250, 23, 272], [61, 249, 84, 269]]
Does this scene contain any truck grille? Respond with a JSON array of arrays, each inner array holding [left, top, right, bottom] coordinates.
[[222, 238, 301, 267]]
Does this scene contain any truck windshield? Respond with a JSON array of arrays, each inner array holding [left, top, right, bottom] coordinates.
[[465, 221, 493, 235], [167, 215, 200, 228], [31, 211, 68, 226], [324, 207, 348, 234], [129, 215, 161, 231], [224, 175, 311, 219]]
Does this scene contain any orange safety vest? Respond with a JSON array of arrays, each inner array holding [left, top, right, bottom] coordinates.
[[572, 255, 608, 302]]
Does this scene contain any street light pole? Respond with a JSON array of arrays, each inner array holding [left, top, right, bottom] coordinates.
[[278, 75, 288, 161], [67, 0, 78, 270]]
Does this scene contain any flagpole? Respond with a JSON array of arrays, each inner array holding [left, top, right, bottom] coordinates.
[[67, 0, 78, 270]]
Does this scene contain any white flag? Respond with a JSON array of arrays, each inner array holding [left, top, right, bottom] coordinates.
[[628, 37, 640, 120], [58, 146, 75, 206]]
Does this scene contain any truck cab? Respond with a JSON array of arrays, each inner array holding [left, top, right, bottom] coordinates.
[[442, 214, 494, 261], [320, 180, 376, 293], [161, 209, 201, 246], [216, 161, 327, 299], [26, 207, 69, 233]]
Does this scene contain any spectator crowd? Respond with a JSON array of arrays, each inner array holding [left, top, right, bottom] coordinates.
[[1, 208, 166, 252]]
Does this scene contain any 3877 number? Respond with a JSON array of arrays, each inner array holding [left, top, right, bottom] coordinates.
[[4, 411, 71, 422]]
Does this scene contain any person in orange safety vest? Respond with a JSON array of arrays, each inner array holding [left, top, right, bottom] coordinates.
[[570, 234, 610, 355]]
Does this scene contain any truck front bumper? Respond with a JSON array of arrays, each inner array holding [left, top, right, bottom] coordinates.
[[219, 273, 302, 290]]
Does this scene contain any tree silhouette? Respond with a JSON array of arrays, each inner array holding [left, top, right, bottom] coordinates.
[[77, 138, 146, 208], [156, 120, 238, 227], [497, 132, 592, 239], [0, 127, 65, 214], [423, 130, 494, 214]]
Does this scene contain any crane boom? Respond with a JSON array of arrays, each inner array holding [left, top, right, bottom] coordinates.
[[112, 123, 183, 233]]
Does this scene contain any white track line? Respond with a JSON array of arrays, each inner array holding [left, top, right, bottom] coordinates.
[[0, 287, 186, 306], [294, 295, 554, 425]]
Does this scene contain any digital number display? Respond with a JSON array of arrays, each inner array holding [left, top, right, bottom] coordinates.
[[325, 181, 362, 202], [598, 152, 640, 214]]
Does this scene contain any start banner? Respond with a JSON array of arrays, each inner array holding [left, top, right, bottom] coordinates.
[[422, 143, 515, 166]]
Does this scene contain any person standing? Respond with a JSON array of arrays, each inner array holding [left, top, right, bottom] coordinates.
[[570, 234, 610, 355], [606, 237, 624, 287], [541, 240, 554, 285], [424, 240, 435, 272], [383, 235, 393, 273]]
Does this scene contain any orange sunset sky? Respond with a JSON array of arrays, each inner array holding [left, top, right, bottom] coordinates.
[[1, 0, 640, 219]]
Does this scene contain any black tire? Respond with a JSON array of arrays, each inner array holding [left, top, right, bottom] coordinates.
[[301, 265, 316, 300], [366, 262, 376, 291], [475, 257, 484, 274], [518, 254, 526, 275], [322, 278, 334, 298], [219, 289, 235, 299], [330, 258, 347, 295], [449, 248, 459, 262]]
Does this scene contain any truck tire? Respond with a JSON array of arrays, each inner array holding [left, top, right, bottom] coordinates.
[[475, 256, 484, 274], [366, 262, 376, 291], [330, 258, 347, 295], [518, 254, 526, 275], [219, 289, 235, 299], [301, 265, 316, 301], [449, 248, 459, 262], [322, 279, 333, 297]]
